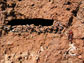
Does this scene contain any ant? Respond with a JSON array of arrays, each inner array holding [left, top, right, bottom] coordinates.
[[68, 30, 73, 43]]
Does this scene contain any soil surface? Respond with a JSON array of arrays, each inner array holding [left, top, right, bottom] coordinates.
[[0, 0, 84, 63]]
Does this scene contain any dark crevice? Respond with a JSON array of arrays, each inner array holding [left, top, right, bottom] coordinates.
[[31, 4, 35, 6], [1, 2, 7, 10], [72, 8, 79, 17], [7, 19, 54, 26], [67, 1, 71, 5], [4, 0, 7, 2], [67, 16, 73, 27], [72, 2, 81, 17], [81, 37, 84, 40], [7, 3, 16, 8], [18, 0, 22, 1], [64, 1, 71, 5], [66, 8, 71, 11]]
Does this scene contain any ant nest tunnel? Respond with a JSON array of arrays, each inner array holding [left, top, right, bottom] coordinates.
[[2, 18, 64, 34]]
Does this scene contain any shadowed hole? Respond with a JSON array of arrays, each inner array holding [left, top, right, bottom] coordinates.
[[7, 19, 54, 26], [67, 16, 73, 27], [67, 1, 71, 5], [64, 1, 71, 5], [18, 0, 22, 1], [72, 3, 80, 17], [66, 8, 71, 11], [81, 37, 84, 40]]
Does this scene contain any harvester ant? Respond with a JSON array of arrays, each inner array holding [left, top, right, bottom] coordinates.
[[68, 30, 73, 43]]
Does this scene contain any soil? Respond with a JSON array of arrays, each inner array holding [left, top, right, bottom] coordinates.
[[0, 0, 84, 63]]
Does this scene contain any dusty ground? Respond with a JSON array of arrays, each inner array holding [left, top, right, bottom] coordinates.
[[0, 0, 84, 63]]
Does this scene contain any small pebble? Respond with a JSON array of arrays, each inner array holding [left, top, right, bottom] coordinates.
[[78, 55, 82, 59]]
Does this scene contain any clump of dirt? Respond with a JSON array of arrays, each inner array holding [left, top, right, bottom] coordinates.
[[0, 0, 84, 63]]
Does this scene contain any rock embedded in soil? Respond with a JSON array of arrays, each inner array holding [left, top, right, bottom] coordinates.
[[2, 24, 64, 34], [72, 19, 84, 38]]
